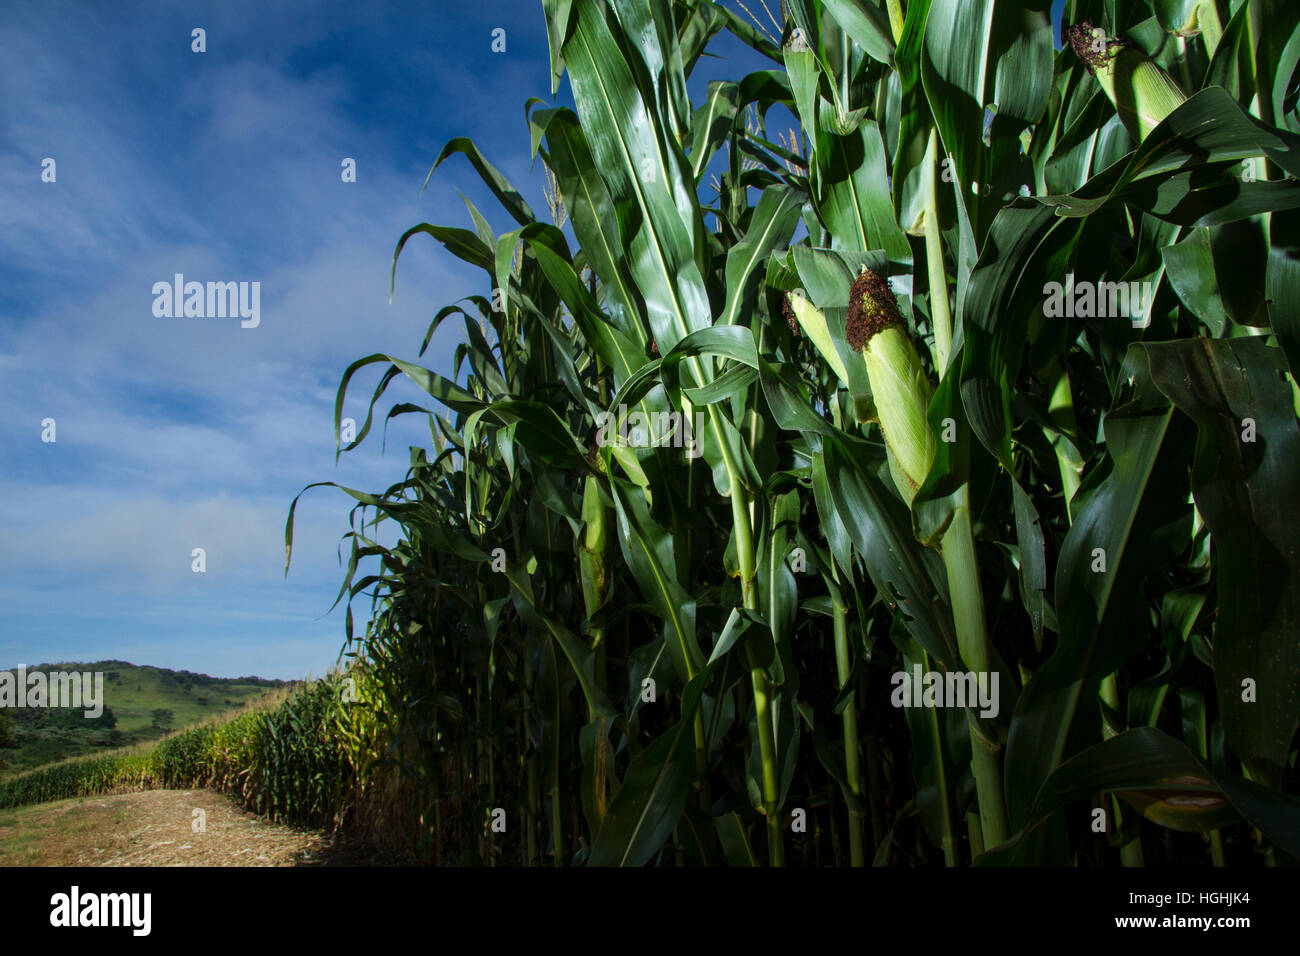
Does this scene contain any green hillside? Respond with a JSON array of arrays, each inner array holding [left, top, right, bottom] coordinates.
[[0, 661, 290, 777]]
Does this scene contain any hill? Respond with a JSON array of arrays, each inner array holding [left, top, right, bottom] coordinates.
[[0, 661, 291, 777]]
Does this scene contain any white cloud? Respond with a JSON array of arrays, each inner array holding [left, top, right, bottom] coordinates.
[[0, 0, 553, 677]]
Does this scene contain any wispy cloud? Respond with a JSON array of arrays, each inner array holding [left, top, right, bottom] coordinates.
[[0, 0, 556, 679]]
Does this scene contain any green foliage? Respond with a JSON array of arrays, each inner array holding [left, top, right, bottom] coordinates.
[[271, 0, 1299, 867], [0, 676, 352, 830]]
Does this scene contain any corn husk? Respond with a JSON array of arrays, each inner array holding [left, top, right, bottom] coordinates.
[[785, 289, 853, 385], [1067, 22, 1187, 141], [788, 272, 936, 504], [846, 269, 935, 504]]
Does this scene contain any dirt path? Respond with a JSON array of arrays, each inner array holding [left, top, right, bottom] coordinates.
[[0, 789, 384, 866]]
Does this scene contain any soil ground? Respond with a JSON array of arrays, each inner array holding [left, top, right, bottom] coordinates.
[[0, 789, 393, 866]]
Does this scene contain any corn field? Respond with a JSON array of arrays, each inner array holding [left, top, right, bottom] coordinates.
[[0, 678, 350, 829], [279, 0, 1300, 866]]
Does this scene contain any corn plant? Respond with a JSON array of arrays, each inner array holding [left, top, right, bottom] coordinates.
[[0, 678, 352, 829], [290, 0, 1300, 866]]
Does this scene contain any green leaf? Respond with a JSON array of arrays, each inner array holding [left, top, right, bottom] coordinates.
[[1004, 348, 1187, 828], [822, 436, 959, 668], [1161, 228, 1230, 335], [715, 811, 758, 866], [481, 400, 594, 472], [609, 475, 705, 681], [1154, 0, 1219, 42], [891, 0, 936, 235], [721, 185, 805, 326], [821, 0, 895, 66], [689, 81, 740, 181], [334, 354, 485, 463], [562, 0, 713, 356], [959, 201, 1082, 469], [816, 121, 912, 262], [522, 227, 645, 387], [712, 607, 776, 671], [1267, 208, 1300, 382], [588, 671, 709, 866], [427, 137, 538, 229], [659, 325, 759, 407], [529, 106, 645, 340], [989, 728, 1300, 862], [541, 0, 575, 93], [1039, 88, 1300, 221], [1140, 337, 1300, 788], [897, 637, 958, 853], [505, 563, 614, 721], [609, 0, 692, 143], [391, 223, 496, 293], [920, 0, 1053, 241]]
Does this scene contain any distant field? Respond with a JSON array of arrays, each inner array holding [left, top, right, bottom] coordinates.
[[0, 661, 290, 777]]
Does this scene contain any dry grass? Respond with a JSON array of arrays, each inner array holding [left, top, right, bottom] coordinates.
[[0, 788, 399, 866]]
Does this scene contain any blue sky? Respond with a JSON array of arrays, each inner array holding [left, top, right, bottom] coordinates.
[[0, 1, 1067, 680], [0, 0, 786, 680]]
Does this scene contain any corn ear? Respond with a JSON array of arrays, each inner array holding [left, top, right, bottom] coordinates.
[[785, 289, 853, 385], [1067, 23, 1187, 142], [578, 474, 608, 641], [862, 325, 936, 505], [787, 272, 936, 504], [845, 269, 936, 505]]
